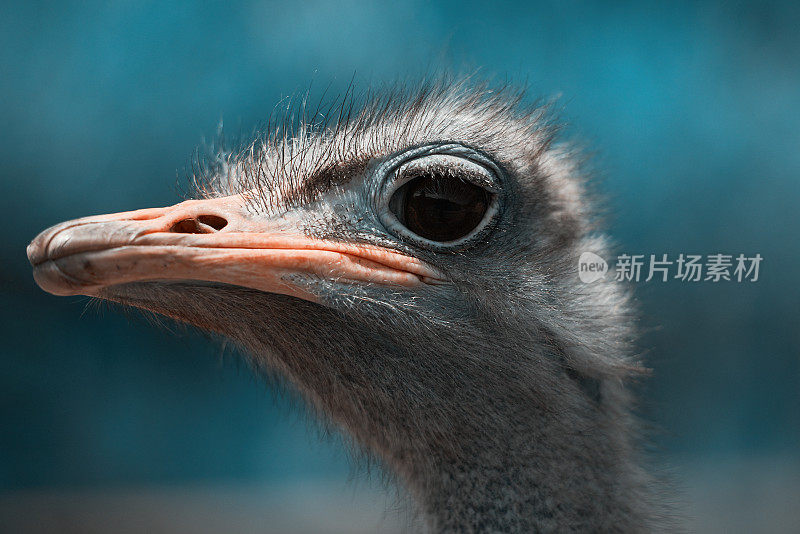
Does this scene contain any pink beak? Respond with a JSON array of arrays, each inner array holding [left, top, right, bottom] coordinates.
[[27, 194, 443, 302]]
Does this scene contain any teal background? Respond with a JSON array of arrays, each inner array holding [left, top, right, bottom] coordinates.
[[1, 1, 798, 530]]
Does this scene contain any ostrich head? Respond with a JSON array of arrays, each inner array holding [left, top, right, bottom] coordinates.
[[27, 80, 661, 532]]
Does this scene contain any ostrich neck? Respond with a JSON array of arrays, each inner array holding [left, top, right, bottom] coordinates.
[[106, 282, 658, 531], [262, 331, 656, 533], [413, 409, 655, 532], [395, 384, 654, 533], [199, 291, 659, 533]]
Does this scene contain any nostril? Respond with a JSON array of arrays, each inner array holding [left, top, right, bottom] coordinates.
[[197, 215, 227, 231], [169, 215, 228, 234]]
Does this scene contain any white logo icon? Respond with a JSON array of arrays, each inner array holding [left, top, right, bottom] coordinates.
[[578, 252, 608, 283]]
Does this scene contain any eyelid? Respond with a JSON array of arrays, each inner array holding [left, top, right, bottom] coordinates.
[[387, 153, 501, 195]]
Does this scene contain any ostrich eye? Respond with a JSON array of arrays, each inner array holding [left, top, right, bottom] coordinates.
[[388, 172, 491, 242], [379, 151, 502, 248]]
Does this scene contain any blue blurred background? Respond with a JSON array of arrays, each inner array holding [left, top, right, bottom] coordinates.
[[1, 1, 798, 532]]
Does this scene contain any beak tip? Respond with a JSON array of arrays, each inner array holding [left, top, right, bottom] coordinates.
[[31, 259, 94, 297], [27, 231, 47, 267]]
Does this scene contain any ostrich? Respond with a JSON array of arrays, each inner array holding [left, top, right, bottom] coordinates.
[[27, 80, 666, 532]]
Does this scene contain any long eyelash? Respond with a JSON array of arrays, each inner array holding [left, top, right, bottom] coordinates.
[[423, 175, 473, 200], [398, 164, 490, 192]]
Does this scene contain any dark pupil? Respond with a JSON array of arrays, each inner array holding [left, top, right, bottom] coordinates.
[[389, 173, 491, 242]]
